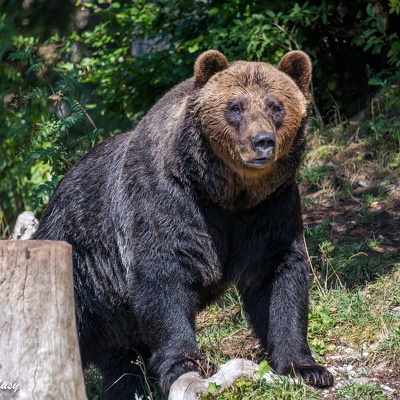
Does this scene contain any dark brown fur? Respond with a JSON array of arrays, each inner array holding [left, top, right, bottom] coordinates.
[[33, 50, 333, 399]]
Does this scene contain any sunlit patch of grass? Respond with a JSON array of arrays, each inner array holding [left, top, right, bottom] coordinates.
[[298, 164, 333, 187], [200, 375, 322, 400], [305, 215, 400, 288], [309, 263, 400, 362], [333, 382, 389, 399], [361, 193, 375, 207]]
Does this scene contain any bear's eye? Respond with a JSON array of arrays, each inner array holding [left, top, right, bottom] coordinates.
[[229, 104, 242, 115], [270, 104, 283, 114], [269, 102, 285, 126], [225, 101, 243, 126]]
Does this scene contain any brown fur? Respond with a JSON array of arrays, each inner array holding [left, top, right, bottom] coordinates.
[[194, 53, 311, 180], [186, 51, 312, 210], [278, 50, 313, 94], [33, 50, 334, 399], [194, 50, 229, 88]]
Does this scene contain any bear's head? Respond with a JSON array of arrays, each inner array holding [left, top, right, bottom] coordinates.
[[193, 50, 312, 177]]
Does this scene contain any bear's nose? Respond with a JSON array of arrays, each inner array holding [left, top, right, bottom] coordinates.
[[252, 131, 275, 153]]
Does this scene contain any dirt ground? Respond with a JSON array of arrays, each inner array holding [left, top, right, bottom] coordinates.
[[301, 182, 400, 253], [300, 166, 400, 399]]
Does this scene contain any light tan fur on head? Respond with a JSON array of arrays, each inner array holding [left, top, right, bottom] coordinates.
[[193, 51, 312, 178]]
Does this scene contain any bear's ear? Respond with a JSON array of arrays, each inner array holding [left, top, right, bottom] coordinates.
[[278, 51, 312, 94], [194, 50, 229, 88]]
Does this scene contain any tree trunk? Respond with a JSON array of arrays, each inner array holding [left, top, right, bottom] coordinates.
[[0, 240, 87, 400]]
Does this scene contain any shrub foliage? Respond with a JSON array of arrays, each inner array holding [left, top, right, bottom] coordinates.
[[0, 0, 399, 224]]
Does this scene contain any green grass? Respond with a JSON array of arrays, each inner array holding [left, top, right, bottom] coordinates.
[[200, 377, 323, 400], [333, 383, 388, 399], [189, 260, 399, 400], [310, 265, 400, 348], [298, 164, 333, 187]]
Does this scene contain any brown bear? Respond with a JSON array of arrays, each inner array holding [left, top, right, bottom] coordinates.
[[33, 50, 334, 398]]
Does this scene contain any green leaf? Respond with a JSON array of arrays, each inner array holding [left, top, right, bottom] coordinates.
[[26, 62, 43, 76], [363, 41, 375, 52], [376, 15, 385, 33], [208, 7, 219, 17], [366, 4, 375, 18], [257, 360, 271, 380], [8, 48, 33, 62], [265, 10, 275, 19], [235, 380, 252, 388], [73, 64, 80, 77], [187, 42, 199, 53], [368, 77, 383, 85], [207, 381, 222, 394], [327, 80, 337, 91]]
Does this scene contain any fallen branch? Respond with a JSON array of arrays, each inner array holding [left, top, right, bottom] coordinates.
[[168, 358, 285, 400]]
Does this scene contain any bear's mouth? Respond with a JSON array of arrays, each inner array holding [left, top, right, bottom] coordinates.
[[245, 158, 270, 168], [252, 158, 268, 164]]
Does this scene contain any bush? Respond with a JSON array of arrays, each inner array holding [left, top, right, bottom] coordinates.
[[1, 0, 399, 224]]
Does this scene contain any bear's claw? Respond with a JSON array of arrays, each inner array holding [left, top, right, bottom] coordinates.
[[159, 353, 217, 392], [294, 364, 334, 388]]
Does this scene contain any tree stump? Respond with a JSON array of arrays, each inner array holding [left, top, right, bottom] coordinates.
[[0, 240, 87, 400]]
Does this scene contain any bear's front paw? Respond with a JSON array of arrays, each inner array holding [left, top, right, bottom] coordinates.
[[294, 364, 334, 388], [159, 352, 217, 391]]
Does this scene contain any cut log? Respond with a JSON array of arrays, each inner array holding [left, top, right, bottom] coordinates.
[[0, 240, 87, 400], [168, 358, 282, 400]]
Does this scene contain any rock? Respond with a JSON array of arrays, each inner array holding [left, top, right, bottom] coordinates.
[[12, 211, 39, 240], [352, 377, 370, 385], [372, 361, 387, 372], [380, 384, 395, 393], [327, 353, 367, 364]]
